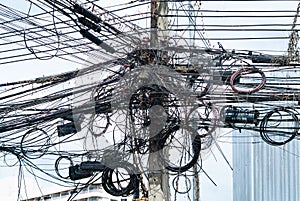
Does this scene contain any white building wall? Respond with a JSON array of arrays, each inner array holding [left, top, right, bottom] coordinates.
[[22, 184, 128, 201]]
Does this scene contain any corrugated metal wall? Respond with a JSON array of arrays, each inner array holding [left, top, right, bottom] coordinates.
[[233, 126, 300, 201], [233, 69, 300, 201]]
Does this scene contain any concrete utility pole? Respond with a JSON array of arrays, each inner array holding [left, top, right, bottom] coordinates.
[[148, 1, 169, 201], [186, 1, 200, 199], [150, 0, 169, 48]]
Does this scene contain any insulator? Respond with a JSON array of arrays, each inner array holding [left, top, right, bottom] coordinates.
[[224, 106, 259, 125], [80, 161, 106, 172], [80, 29, 115, 53], [69, 165, 93, 180], [73, 4, 101, 23], [57, 122, 80, 137], [78, 17, 101, 33]]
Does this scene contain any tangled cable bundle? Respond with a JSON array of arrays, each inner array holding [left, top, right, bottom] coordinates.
[[164, 133, 202, 173], [1, 44, 300, 200], [55, 156, 75, 179], [260, 107, 299, 146], [187, 103, 219, 137], [2, 0, 300, 200], [129, 84, 179, 139], [102, 161, 139, 197], [20, 128, 51, 159], [230, 67, 266, 94]]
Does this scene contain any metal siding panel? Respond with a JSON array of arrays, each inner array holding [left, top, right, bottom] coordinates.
[[233, 130, 300, 201]]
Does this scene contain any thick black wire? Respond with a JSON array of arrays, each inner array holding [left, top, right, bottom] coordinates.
[[20, 128, 51, 159], [102, 161, 138, 197], [260, 107, 299, 146]]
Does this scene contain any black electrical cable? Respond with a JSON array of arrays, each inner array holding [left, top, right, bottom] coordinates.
[[3, 1, 300, 199], [20, 128, 51, 159], [23, 2, 60, 60], [260, 107, 299, 146], [172, 174, 192, 194], [187, 103, 218, 137], [102, 161, 138, 197], [165, 131, 201, 173]]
